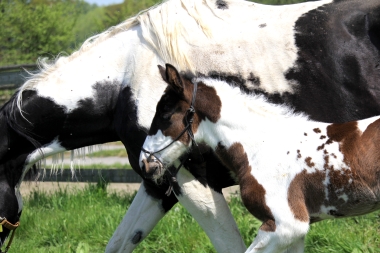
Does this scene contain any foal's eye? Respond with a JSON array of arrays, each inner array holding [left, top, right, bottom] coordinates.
[[163, 104, 172, 112]]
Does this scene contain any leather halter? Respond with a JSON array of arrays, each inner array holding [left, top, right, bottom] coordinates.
[[0, 217, 20, 253], [141, 82, 199, 195]]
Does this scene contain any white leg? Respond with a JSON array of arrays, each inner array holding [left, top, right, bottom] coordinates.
[[175, 168, 247, 253], [283, 236, 305, 253], [105, 183, 165, 253], [245, 220, 308, 253]]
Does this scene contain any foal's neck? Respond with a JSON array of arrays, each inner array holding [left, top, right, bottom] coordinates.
[[195, 77, 314, 148]]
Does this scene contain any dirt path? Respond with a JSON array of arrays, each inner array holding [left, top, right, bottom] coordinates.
[[20, 182, 141, 197], [20, 181, 240, 199]]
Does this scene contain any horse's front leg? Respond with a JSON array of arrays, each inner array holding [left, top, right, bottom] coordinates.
[[105, 181, 177, 253], [176, 168, 247, 253]]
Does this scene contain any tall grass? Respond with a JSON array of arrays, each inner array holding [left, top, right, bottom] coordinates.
[[9, 185, 380, 253]]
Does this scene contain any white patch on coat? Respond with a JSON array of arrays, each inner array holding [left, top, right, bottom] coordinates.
[[140, 130, 189, 168], [357, 116, 380, 132]]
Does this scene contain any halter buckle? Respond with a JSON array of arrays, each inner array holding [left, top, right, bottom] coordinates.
[[0, 218, 20, 253]]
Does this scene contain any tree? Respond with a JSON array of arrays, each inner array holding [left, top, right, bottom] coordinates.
[[0, 0, 91, 65]]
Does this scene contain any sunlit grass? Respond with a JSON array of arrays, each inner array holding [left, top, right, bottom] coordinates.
[[9, 186, 380, 253], [59, 163, 132, 170], [88, 149, 128, 158]]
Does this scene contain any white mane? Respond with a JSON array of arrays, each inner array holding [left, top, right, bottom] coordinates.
[[18, 0, 219, 102]]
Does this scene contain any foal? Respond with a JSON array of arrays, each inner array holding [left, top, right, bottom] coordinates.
[[140, 64, 380, 253]]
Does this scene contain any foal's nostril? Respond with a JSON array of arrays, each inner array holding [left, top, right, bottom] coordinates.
[[150, 163, 160, 173], [141, 158, 163, 179]]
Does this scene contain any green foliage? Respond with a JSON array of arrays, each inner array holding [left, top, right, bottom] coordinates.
[[0, 89, 17, 106], [95, 0, 161, 32], [0, 0, 93, 65], [72, 7, 107, 45]]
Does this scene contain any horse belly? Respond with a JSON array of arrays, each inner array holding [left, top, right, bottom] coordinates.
[[310, 179, 380, 220]]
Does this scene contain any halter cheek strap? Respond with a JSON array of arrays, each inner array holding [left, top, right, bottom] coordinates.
[[141, 82, 199, 196]]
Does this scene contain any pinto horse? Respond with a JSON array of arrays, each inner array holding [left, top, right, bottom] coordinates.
[[1, 0, 380, 252], [141, 64, 380, 253]]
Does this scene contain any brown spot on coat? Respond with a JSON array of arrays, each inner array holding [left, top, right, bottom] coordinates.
[[317, 143, 325, 151], [297, 150, 302, 159], [320, 135, 326, 139], [215, 142, 276, 232], [288, 170, 325, 223], [304, 133, 308, 136], [313, 128, 321, 133], [305, 157, 315, 168], [327, 120, 380, 190]]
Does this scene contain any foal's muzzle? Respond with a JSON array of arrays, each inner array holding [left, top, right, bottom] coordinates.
[[141, 155, 164, 179]]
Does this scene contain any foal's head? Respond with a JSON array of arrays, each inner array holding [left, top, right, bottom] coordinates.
[[139, 64, 221, 181]]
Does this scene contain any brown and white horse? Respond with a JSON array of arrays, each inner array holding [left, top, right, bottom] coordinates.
[[140, 64, 380, 253]]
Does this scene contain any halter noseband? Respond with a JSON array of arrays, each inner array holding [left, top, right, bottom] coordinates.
[[0, 217, 20, 253], [141, 82, 199, 195]]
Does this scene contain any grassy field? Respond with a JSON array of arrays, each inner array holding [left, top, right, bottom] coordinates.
[[88, 149, 128, 158], [7, 184, 380, 253], [59, 163, 132, 170]]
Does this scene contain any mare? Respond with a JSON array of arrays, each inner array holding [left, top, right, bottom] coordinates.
[[1, 0, 380, 252], [141, 64, 380, 253]]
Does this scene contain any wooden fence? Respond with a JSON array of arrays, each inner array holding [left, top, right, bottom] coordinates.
[[0, 64, 39, 89]]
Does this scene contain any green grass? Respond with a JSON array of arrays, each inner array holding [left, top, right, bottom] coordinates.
[[87, 149, 128, 158], [58, 162, 132, 170], [8, 186, 380, 253]]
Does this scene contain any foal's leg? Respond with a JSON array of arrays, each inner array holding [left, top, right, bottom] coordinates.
[[176, 168, 247, 253], [245, 219, 308, 253], [105, 182, 174, 253], [283, 236, 305, 253]]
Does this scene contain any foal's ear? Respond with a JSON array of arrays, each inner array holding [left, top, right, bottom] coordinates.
[[165, 64, 183, 94]]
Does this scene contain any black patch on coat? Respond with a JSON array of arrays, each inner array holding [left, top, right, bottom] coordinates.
[[209, 1, 380, 124], [184, 144, 236, 193], [259, 23, 267, 28], [216, 0, 228, 10], [59, 81, 120, 149], [284, 0, 380, 123], [248, 72, 261, 86], [131, 230, 143, 244]]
